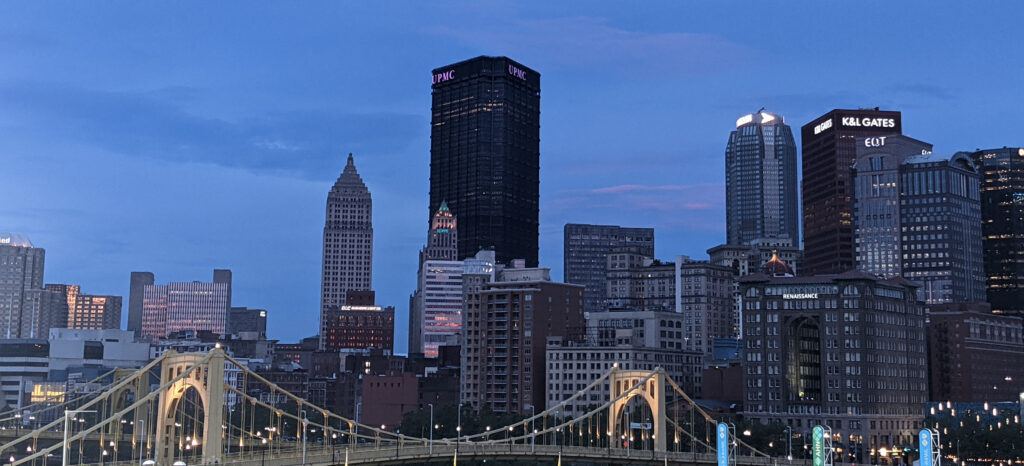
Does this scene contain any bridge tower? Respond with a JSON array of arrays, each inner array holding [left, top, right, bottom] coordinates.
[[608, 367, 666, 452], [154, 349, 226, 466]]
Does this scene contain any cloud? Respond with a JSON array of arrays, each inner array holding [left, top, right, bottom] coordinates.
[[0, 82, 424, 180], [887, 83, 955, 101], [590, 183, 717, 195], [428, 16, 747, 74]]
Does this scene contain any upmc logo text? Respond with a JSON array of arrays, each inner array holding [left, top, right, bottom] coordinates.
[[432, 70, 455, 85], [841, 116, 896, 128], [508, 64, 527, 80]]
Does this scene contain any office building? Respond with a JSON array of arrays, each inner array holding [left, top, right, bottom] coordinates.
[[139, 269, 232, 341], [563, 223, 654, 313], [461, 262, 583, 415], [321, 304, 394, 352], [970, 147, 1024, 316], [228, 307, 268, 336], [926, 302, 1024, 402], [409, 203, 465, 357], [67, 294, 121, 330], [709, 239, 803, 335], [852, 135, 933, 278], [21, 289, 67, 339], [726, 111, 799, 245], [899, 153, 985, 304], [321, 154, 374, 348], [801, 108, 902, 275], [605, 252, 675, 312], [738, 271, 926, 453], [127, 272, 154, 334], [430, 56, 541, 266], [0, 234, 46, 339]]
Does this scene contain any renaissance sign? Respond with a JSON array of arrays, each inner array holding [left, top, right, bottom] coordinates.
[[783, 293, 819, 300]]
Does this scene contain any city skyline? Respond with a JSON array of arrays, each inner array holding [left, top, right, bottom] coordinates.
[[3, 2, 1024, 349]]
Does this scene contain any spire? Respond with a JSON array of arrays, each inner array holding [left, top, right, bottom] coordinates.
[[438, 200, 449, 213], [332, 152, 367, 193]]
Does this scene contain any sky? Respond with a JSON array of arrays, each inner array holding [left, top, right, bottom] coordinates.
[[2, 1, 1022, 351]]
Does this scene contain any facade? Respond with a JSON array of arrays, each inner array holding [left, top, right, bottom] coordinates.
[[852, 135, 933, 277], [970, 147, 1024, 316], [726, 111, 799, 245], [926, 302, 1024, 402], [563, 223, 654, 313], [320, 154, 374, 348], [899, 153, 985, 304], [605, 252, 675, 312], [227, 307, 268, 336], [430, 56, 541, 266], [801, 109, 903, 275], [320, 305, 394, 352], [127, 271, 154, 334], [409, 203, 466, 357], [21, 288, 68, 339], [708, 239, 802, 335], [461, 263, 583, 415], [67, 294, 121, 330], [0, 234, 46, 339], [738, 271, 926, 453], [139, 270, 232, 341], [545, 338, 703, 414], [0, 340, 49, 409]]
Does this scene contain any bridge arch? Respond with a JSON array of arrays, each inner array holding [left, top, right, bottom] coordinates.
[[608, 367, 666, 452], [154, 350, 225, 466]]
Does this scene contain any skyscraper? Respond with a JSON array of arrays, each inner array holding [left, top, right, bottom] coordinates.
[[429, 56, 541, 266], [801, 108, 902, 275], [409, 203, 466, 357], [139, 270, 232, 341], [0, 234, 46, 339], [320, 154, 374, 349], [852, 135, 933, 277], [970, 147, 1024, 316], [899, 153, 985, 304], [67, 294, 122, 330], [127, 272, 154, 334], [726, 110, 799, 245], [563, 223, 654, 313]]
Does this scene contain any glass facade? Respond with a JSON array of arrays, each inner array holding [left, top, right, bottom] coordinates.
[[430, 56, 540, 266], [970, 148, 1024, 316], [726, 111, 799, 245]]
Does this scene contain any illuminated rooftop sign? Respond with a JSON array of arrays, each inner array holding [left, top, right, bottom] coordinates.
[[841, 116, 896, 129], [814, 118, 833, 135]]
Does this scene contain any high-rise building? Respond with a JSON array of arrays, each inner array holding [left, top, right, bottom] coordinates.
[[0, 234, 45, 339], [429, 56, 541, 267], [708, 238, 803, 336], [228, 307, 268, 336], [726, 111, 799, 245], [801, 109, 902, 275], [461, 262, 582, 414], [563, 224, 654, 313], [321, 154, 374, 349], [926, 302, 1024, 402], [852, 135, 933, 278], [738, 271, 927, 453], [127, 272, 154, 334], [21, 289, 67, 338], [139, 270, 232, 341], [899, 153, 985, 304], [409, 203, 465, 356], [970, 147, 1024, 316], [67, 294, 121, 330], [320, 304, 394, 352]]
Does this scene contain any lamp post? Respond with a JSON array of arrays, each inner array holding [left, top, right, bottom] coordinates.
[[300, 411, 309, 466], [456, 403, 463, 456], [63, 409, 95, 466], [137, 419, 146, 466], [530, 405, 536, 453], [428, 404, 433, 455], [784, 425, 793, 462]]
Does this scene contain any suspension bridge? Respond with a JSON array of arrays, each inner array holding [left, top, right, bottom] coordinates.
[[0, 348, 787, 466]]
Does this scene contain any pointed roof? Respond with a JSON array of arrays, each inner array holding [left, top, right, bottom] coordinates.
[[438, 200, 449, 212], [761, 250, 793, 277], [331, 153, 369, 194]]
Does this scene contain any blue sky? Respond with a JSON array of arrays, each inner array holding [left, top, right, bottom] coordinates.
[[2, 1, 1022, 350]]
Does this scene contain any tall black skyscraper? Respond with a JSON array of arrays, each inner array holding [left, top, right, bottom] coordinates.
[[429, 56, 541, 266], [971, 147, 1024, 316], [801, 108, 902, 275]]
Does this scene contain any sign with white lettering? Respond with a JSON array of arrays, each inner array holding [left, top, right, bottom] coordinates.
[[716, 423, 729, 466], [841, 116, 896, 128], [864, 136, 887, 147], [814, 118, 833, 135], [783, 293, 819, 300]]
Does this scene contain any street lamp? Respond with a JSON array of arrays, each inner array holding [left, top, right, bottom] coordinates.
[[456, 403, 463, 456], [63, 409, 95, 466], [785, 425, 793, 462], [301, 410, 309, 466], [427, 404, 434, 455]]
